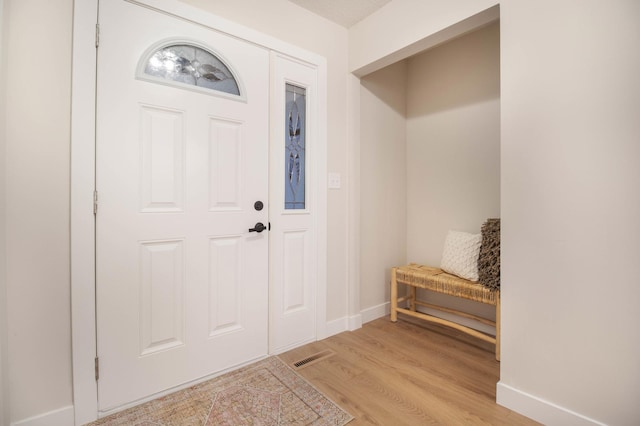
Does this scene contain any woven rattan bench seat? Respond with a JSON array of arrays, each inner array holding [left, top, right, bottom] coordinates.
[[394, 263, 498, 305]]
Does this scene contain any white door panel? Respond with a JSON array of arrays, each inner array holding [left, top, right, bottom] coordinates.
[[96, 0, 269, 412], [270, 53, 319, 353]]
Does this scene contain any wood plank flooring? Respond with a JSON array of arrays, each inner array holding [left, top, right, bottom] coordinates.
[[279, 316, 539, 425]]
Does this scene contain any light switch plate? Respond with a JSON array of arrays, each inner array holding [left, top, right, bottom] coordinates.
[[328, 172, 341, 189]]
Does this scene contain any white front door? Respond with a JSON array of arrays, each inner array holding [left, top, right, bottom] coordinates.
[[96, 0, 269, 412]]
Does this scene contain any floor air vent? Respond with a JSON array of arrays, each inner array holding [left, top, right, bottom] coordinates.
[[292, 350, 335, 369]]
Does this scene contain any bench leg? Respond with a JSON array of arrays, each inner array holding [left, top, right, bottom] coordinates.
[[390, 267, 398, 322], [409, 286, 417, 311], [496, 291, 501, 361]]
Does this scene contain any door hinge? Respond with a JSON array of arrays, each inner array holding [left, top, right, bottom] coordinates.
[[95, 357, 100, 381], [95, 23, 100, 48], [93, 190, 98, 215]]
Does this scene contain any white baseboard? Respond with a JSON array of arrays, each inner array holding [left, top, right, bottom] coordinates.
[[324, 313, 363, 337], [325, 316, 348, 337], [325, 304, 389, 337], [361, 302, 389, 324], [348, 314, 362, 331], [11, 405, 74, 426], [497, 382, 605, 426]]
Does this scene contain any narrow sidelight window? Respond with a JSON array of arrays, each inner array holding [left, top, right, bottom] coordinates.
[[285, 84, 306, 210]]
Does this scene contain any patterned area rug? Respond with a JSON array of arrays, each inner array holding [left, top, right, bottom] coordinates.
[[88, 356, 353, 425]]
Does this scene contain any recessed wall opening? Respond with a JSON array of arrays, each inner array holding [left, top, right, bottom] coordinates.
[[359, 20, 501, 335]]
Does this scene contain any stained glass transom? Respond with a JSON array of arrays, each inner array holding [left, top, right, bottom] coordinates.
[[143, 44, 240, 96], [285, 84, 306, 210]]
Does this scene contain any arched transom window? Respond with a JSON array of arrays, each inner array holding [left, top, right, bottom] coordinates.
[[139, 42, 241, 97]]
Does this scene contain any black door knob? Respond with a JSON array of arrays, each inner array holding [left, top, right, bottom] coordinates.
[[249, 222, 267, 233]]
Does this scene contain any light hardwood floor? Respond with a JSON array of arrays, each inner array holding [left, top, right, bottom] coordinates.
[[279, 316, 539, 425]]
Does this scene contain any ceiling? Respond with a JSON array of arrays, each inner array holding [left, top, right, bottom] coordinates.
[[287, 0, 392, 28]]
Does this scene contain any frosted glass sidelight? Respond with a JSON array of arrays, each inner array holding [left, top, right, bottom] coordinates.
[[144, 44, 240, 95], [285, 84, 306, 210]]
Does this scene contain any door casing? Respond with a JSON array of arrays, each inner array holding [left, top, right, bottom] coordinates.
[[70, 0, 327, 423]]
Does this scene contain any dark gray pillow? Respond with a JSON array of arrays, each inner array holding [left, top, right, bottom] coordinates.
[[478, 218, 500, 290]]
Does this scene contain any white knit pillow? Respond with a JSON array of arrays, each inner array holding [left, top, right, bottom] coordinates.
[[440, 230, 482, 281]]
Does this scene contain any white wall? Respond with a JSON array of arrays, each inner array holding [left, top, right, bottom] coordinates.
[[406, 22, 500, 263], [0, 0, 9, 423], [179, 0, 350, 323], [3, 0, 74, 423], [359, 61, 407, 313], [405, 22, 500, 327], [498, 0, 640, 424]]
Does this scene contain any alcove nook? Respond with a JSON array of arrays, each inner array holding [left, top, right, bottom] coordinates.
[[359, 21, 500, 334]]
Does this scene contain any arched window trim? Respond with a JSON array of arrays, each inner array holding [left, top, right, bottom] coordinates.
[[135, 38, 247, 102]]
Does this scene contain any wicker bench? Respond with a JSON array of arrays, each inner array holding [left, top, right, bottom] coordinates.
[[391, 263, 500, 360]]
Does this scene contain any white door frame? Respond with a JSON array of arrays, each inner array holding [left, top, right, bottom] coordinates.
[[70, 1, 327, 424]]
